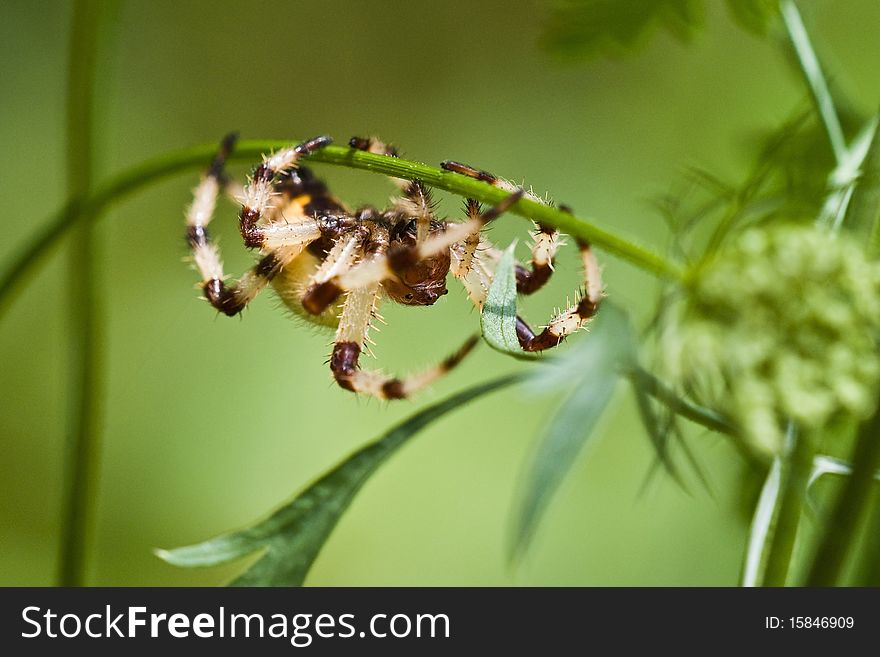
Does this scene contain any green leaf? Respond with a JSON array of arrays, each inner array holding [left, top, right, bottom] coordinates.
[[157, 374, 521, 586], [724, 0, 777, 36], [780, 0, 846, 163], [540, 0, 704, 62], [511, 303, 634, 559], [741, 455, 782, 587], [480, 242, 538, 360], [842, 114, 880, 251]]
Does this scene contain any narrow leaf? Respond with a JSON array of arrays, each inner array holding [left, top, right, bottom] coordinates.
[[511, 303, 634, 559], [158, 374, 520, 586], [780, 0, 846, 163], [841, 113, 880, 250], [742, 456, 782, 587], [481, 242, 537, 360]]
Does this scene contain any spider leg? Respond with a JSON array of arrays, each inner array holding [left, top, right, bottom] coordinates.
[[301, 227, 369, 314], [330, 279, 478, 400], [349, 136, 434, 245], [454, 197, 560, 297], [185, 135, 324, 316], [443, 160, 600, 350], [514, 240, 603, 351], [238, 135, 332, 248], [442, 159, 564, 296]]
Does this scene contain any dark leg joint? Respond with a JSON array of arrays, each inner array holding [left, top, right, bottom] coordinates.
[[349, 136, 398, 156], [381, 379, 406, 400], [330, 341, 361, 392], [208, 132, 238, 180], [515, 262, 552, 295], [577, 296, 600, 319], [516, 316, 559, 352], [239, 208, 264, 248], [441, 160, 498, 184], [302, 280, 342, 315], [203, 279, 245, 317], [254, 253, 283, 280], [186, 224, 209, 249], [296, 135, 333, 156]]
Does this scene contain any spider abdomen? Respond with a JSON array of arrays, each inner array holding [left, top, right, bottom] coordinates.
[[271, 251, 341, 329]]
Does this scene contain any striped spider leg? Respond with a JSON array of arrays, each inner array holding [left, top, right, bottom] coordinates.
[[185, 134, 334, 316], [441, 160, 604, 351], [328, 222, 479, 400]]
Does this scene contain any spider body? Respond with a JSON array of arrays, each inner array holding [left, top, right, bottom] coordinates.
[[185, 134, 603, 399]]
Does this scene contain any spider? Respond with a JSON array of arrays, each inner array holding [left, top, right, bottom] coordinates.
[[184, 134, 603, 400]]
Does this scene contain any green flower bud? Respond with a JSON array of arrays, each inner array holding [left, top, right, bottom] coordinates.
[[663, 224, 880, 455]]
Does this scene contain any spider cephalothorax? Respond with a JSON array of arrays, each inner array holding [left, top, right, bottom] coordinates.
[[185, 134, 603, 399]]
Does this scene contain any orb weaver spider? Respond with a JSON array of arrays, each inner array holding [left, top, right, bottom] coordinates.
[[184, 134, 603, 400]]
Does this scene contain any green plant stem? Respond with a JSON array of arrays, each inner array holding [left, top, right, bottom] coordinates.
[[0, 141, 682, 318], [851, 495, 880, 586], [57, 0, 105, 588], [779, 0, 846, 164], [805, 406, 880, 585], [759, 426, 815, 586]]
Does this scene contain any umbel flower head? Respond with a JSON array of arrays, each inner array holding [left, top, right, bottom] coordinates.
[[663, 224, 880, 455]]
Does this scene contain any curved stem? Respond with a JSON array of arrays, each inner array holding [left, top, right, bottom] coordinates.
[[0, 141, 682, 318]]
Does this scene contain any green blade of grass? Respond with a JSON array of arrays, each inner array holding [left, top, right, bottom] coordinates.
[[742, 455, 783, 587], [780, 0, 846, 164], [511, 303, 633, 560], [842, 112, 880, 251], [157, 374, 521, 586]]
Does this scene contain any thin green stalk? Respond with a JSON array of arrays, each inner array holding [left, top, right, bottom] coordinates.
[[0, 141, 682, 318], [780, 0, 846, 164], [57, 0, 107, 587], [758, 426, 815, 586], [852, 495, 880, 586], [805, 406, 880, 585]]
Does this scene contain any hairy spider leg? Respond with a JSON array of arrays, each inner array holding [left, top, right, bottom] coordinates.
[[349, 136, 434, 245], [329, 224, 479, 399], [442, 160, 561, 296], [186, 135, 327, 316], [513, 240, 603, 351], [442, 161, 602, 351], [238, 135, 332, 249]]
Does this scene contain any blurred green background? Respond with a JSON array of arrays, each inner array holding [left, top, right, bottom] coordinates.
[[2, 0, 878, 586]]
